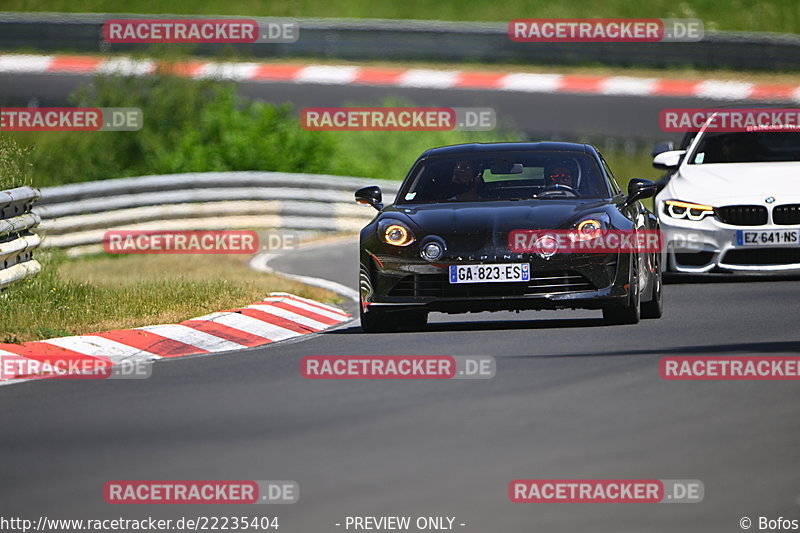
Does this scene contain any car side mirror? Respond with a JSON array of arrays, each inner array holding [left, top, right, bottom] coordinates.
[[355, 186, 383, 211], [624, 178, 657, 206], [652, 150, 686, 170], [651, 141, 674, 158]]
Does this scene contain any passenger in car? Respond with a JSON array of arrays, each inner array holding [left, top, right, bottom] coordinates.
[[448, 160, 485, 201]]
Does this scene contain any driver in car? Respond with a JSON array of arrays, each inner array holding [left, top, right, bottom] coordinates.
[[448, 160, 484, 201], [543, 159, 579, 190]]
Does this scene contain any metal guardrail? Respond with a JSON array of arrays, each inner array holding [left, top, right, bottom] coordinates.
[[35, 172, 399, 254], [1, 13, 799, 70], [0, 186, 42, 289]]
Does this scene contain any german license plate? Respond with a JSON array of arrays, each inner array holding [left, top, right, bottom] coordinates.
[[449, 263, 530, 284], [736, 229, 800, 247]]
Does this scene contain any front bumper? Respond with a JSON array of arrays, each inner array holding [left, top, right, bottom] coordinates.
[[659, 215, 800, 273], [361, 251, 631, 314]]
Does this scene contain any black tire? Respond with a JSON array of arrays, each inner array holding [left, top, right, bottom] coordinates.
[[641, 255, 663, 319], [359, 307, 428, 333], [603, 261, 641, 325]]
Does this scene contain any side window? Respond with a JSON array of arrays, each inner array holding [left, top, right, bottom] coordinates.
[[398, 161, 426, 203], [599, 155, 622, 195]]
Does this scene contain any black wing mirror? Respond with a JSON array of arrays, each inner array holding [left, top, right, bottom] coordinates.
[[355, 186, 383, 211], [624, 178, 657, 207]]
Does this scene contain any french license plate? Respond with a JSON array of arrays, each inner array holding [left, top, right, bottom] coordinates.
[[449, 263, 530, 284], [736, 229, 800, 246]]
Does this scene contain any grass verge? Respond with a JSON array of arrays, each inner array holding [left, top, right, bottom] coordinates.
[[0, 137, 33, 191], [0, 250, 340, 344], [2, 0, 798, 34]]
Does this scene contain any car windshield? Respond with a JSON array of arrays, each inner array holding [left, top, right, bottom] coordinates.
[[398, 151, 610, 203], [688, 131, 800, 164]]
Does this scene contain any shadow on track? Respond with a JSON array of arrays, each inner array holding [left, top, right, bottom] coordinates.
[[327, 316, 610, 335], [511, 340, 800, 359]]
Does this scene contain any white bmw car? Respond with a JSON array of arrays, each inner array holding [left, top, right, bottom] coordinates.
[[653, 129, 800, 273]]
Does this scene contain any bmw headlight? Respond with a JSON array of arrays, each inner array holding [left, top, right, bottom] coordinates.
[[664, 200, 714, 221], [378, 220, 415, 247]]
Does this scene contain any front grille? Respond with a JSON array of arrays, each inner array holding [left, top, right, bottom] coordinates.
[[773, 204, 800, 225], [716, 205, 768, 226], [722, 248, 800, 266], [387, 277, 415, 297], [388, 271, 596, 298]]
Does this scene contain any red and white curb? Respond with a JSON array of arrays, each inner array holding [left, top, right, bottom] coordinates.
[[0, 292, 350, 385], [1, 53, 798, 102]]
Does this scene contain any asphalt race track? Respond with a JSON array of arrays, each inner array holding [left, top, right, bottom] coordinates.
[[1, 239, 799, 532]]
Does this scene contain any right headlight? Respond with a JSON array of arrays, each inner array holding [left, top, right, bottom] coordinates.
[[378, 220, 415, 247], [664, 200, 715, 221]]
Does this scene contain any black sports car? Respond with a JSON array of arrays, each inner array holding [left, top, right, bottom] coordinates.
[[355, 142, 662, 332]]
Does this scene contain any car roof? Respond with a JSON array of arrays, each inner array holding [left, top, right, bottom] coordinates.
[[420, 142, 592, 158]]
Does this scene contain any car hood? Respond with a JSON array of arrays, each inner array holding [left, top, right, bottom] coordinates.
[[664, 162, 800, 205], [385, 200, 610, 254]]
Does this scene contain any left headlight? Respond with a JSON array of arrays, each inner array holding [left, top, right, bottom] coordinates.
[[378, 220, 415, 247], [664, 200, 714, 221]]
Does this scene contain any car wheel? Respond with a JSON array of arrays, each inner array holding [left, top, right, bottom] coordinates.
[[603, 261, 641, 325], [641, 256, 663, 319]]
